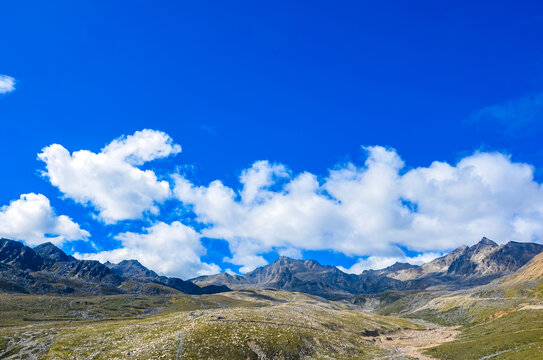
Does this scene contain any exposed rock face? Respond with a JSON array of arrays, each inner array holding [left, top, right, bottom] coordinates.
[[244, 256, 359, 297], [498, 250, 543, 285], [34, 242, 76, 262], [421, 246, 468, 274], [193, 237, 543, 298], [434, 238, 543, 280], [485, 241, 543, 274], [366, 237, 543, 288], [46, 260, 122, 287], [0, 239, 43, 271], [0, 238, 229, 296], [107, 259, 159, 279], [446, 237, 500, 276], [193, 256, 408, 298]]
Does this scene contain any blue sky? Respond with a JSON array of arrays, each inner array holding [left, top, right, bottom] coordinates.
[[2, 1, 543, 278]]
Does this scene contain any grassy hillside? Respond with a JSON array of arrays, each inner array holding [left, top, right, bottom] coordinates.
[[420, 255, 543, 359], [342, 255, 543, 360], [4, 262, 543, 360], [354, 288, 543, 359], [0, 290, 424, 359], [426, 309, 543, 359]]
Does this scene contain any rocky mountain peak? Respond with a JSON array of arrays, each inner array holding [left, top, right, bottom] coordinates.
[[274, 256, 299, 266], [109, 259, 159, 279], [421, 245, 467, 273], [33, 242, 75, 262], [385, 262, 419, 272], [446, 237, 543, 277], [475, 237, 498, 247], [0, 238, 43, 271]]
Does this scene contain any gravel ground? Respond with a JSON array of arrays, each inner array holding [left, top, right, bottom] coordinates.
[[369, 324, 460, 360]]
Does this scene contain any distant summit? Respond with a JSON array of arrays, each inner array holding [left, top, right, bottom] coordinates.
[[106, 259, 159, 279], [34, 242, 76, 262], [478, 237, 498, 246]]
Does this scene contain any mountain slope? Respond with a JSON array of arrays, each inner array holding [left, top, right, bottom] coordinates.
[[371, 237, 543, 287]]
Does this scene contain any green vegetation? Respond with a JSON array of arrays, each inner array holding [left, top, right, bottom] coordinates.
[[414, 271, 543, 359], [425, 309, 543, 359], [347, 275, 543, 359], [3, 279, 543, 359], [0, 291, 422, 359]]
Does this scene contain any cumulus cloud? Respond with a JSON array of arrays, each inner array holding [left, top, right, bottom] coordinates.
[[0, 193, 89, 246], [174, 146, 543, 273], [338, 252, 442, 274], [79, 221, 219, 279], [0, 75, 15, 94], [38, 129, 181, 223]]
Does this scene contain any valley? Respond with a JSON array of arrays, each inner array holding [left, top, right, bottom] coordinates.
[[1, 280, 543, 359], [0, 290, 453, 359], [2, 237, 543, 359]]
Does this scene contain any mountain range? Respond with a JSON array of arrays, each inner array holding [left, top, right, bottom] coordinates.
[[0, 238, 228, 295], [2, 236, 543, 298], [192, 237, 543, 298]]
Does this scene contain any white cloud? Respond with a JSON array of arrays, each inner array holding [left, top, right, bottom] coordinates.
[[239, 160, 289, 204], [79, 221, 219, 279], [0, 75, 15, 94], [38, 129, 181, 223], [399, 151, 543, 250], [0, 193, 89, 246], [338, 252, 442, 274], [174, 146, 543, 273]]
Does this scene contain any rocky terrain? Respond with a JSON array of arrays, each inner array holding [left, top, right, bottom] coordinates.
[[0, 289, 443, 359]]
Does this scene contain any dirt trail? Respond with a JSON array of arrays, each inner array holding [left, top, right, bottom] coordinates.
[[369, 324, 460, 360]]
